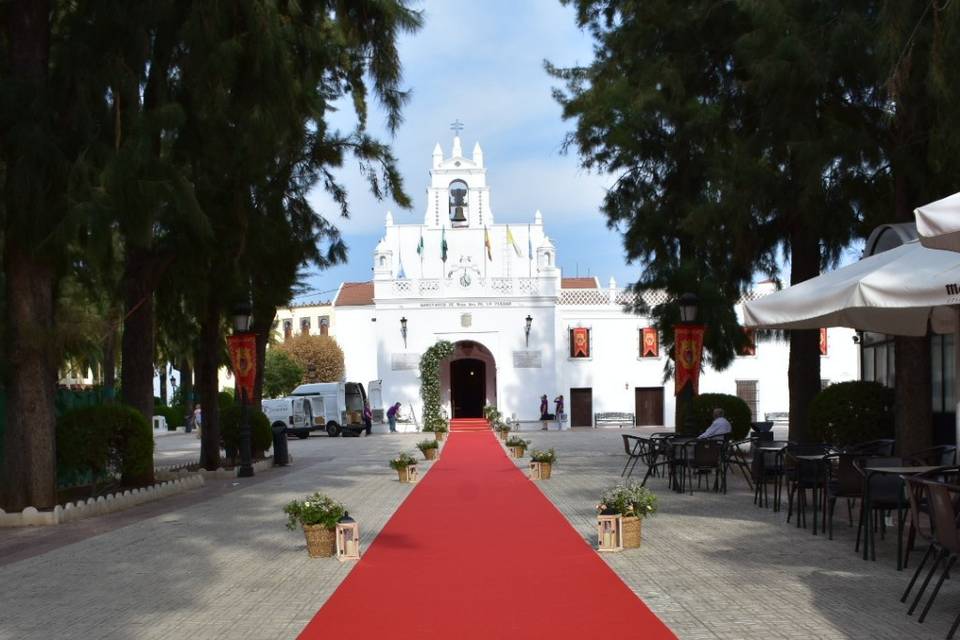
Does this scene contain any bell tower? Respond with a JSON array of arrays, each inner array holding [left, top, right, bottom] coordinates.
[[423, 121, 493, 229]]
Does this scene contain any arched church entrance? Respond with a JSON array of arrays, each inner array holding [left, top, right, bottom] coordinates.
[[446, 341, 496, 419]]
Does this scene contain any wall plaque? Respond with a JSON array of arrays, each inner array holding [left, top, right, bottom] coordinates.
[[513, 350, 542, 368], [391, 353, 420, 370]]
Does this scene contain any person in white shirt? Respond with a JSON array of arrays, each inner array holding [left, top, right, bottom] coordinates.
[[699, 408, 732, 439]]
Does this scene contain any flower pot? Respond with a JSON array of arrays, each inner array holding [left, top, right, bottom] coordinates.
[[422, 447, 438, 461], [397, 465, 417, 483], [621, 515, 642, 549], [302, 524, 337, 558], [434, 431, 446, 442], [530, 461, 552, 479], [497, 431, 509, 441], [510, 447, 525, 458]]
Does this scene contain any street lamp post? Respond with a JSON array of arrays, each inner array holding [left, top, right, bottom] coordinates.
[[231, 302, 255, 478], [674, 293, 702, 436], [400, 316, 408, 349], [524, 315, 533, 347]]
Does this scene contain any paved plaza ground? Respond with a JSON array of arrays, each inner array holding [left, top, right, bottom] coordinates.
[[0, 429, 956, 639]]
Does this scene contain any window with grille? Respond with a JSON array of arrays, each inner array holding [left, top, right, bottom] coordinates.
[[736, 380, 759, 421]]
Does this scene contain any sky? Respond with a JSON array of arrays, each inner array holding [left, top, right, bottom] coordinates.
[[297, 0, 865, 306], [298, 0, 630, 304]]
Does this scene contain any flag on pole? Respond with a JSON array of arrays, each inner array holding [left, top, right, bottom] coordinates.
[[484, 226, 493, 261], [527, 224, 533, 259], [416, 227, 424, 257], [441, 226, 448, 262], [506, 225, 522, 257], [397, 247, 406, 279]]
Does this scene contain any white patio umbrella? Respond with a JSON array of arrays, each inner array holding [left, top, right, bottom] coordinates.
[[742, 238, 960, 443], [916, 192, 960, 252], [742, 239, 960, 336]]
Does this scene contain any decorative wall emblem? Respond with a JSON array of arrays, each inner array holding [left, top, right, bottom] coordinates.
[[461, 313, 472, 328], [448, 255, 480, 289]]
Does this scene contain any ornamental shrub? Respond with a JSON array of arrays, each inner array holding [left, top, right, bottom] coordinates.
[[57, 404, 154, 487], [420, 340, 454, 432], [276, 334, 345, 383], [154, 404, 185, 431], [530, 448, 556, 464], [389, 452, 418, 469], [416, 438, 439, 451], [690, 393, 752, 440], [808, 381, 894, 447], [263, 349, 305, 398], [220, 406, 273, 458], [283, 492, 346, 530], [598, 481, 658, 519]]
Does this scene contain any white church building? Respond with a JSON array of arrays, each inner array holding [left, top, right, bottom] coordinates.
[[286, 134, 860, 430]]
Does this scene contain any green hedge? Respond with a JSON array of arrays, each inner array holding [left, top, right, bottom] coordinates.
[[690, 393, 752, 440], [57, 404, 154, 487], [809, 381, 894, 446], [220, 406, 273, 458], [154, 405, 185, 431]]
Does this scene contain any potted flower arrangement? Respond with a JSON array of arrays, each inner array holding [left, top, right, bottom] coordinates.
[[389, 452, 419, 482], [504, 435, 530, 458], [433, 420, 449, 442], [597, 481, 657, 548], [483, 404, 502, 428], [495, 421, 512, 441], [529, 448, 556, 479], [417, 438, 439, 461], [283, 492, 346, 558]]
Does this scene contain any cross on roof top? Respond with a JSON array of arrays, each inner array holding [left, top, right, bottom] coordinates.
[[450, 119, 464, 135]]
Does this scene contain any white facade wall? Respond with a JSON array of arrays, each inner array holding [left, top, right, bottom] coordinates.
[[325, 134, 862, 430]]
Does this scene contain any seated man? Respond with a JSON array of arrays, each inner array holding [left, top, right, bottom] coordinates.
[[698, 408, 732, 439]]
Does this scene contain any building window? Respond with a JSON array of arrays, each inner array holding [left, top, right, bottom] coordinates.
[[640, 327, 658, 358], [300, 317, 311, 334], [738, 329, 756, 357], [283, 320, 293, 341], [570, 327, 591, 358], [932, 334, 956, 414], [736, 380, 759, 421], [861, 332, 894, 388], [319, 316, 330, 336]]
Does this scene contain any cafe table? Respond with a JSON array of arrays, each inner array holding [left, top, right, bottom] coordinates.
[[861, 465, 941, 570]]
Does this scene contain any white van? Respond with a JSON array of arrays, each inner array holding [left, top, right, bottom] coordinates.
[[290, 381, 369, 437], [261, 396, 328, 439]]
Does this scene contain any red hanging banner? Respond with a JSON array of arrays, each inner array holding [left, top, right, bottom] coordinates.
[[674, 324, 705, 396], [571, 327, 590, 358], [227, 333, 257, 403], [641, 327, 659, 357], [819, 327, 828, 356]]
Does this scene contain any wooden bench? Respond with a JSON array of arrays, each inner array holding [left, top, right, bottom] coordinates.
[[594, 412, 635, 428]]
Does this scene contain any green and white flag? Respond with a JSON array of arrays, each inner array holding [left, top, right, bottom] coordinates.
[[416, 227, 424, 257], [441, 226, 448, 262]]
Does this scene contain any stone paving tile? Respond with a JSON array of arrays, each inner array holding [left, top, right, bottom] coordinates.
[[0, 433, 432, 640], [514, 429, 955, 640]]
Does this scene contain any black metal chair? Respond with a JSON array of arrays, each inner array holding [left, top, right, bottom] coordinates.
[[844, 439, 896, 457], [723, 436, 755, 492], [682, 437, 724, 494], [784, 444, 832, 532], [854, 456, 905, 560], [752, 441, 789, 511], [638, 432, 675, 486], [825, 452, 865, 540]]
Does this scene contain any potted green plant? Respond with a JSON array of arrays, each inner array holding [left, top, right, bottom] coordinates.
[[389, 452, 419, 482], [495, 421, 512, 441], [597, 481, 657, 548], [483, 404, 502, 427], [417, 438, 439, 461], [529, 448, 556, 479], [283, 492, 346, 557], [504, 435, 530, 458]]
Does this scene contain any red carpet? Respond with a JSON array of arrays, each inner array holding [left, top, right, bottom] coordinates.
[[297, 429, 676, 639]]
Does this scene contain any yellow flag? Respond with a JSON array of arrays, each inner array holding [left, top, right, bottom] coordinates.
[[484, 226, 492, 261], [506, 225, 522, 257]]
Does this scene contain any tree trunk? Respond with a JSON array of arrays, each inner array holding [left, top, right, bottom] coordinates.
[[2, 245, 58, 510], [179, 359, 192, 409], [787, 225, 822, 443], [120, 248, 159, 424], [198, 298, 221, 470], [102, 322, 117, 400], [159, 364, 167, 405], [895, 337, 932, 455], [251, 307, 275, 407]]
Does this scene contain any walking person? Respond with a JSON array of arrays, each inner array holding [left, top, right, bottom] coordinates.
[[387, 402, 401, 433], [540, 394, 550, 430], [554, 394, 564, 430], [362, 402, 373, 436], [192, 403, 203, 439]]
